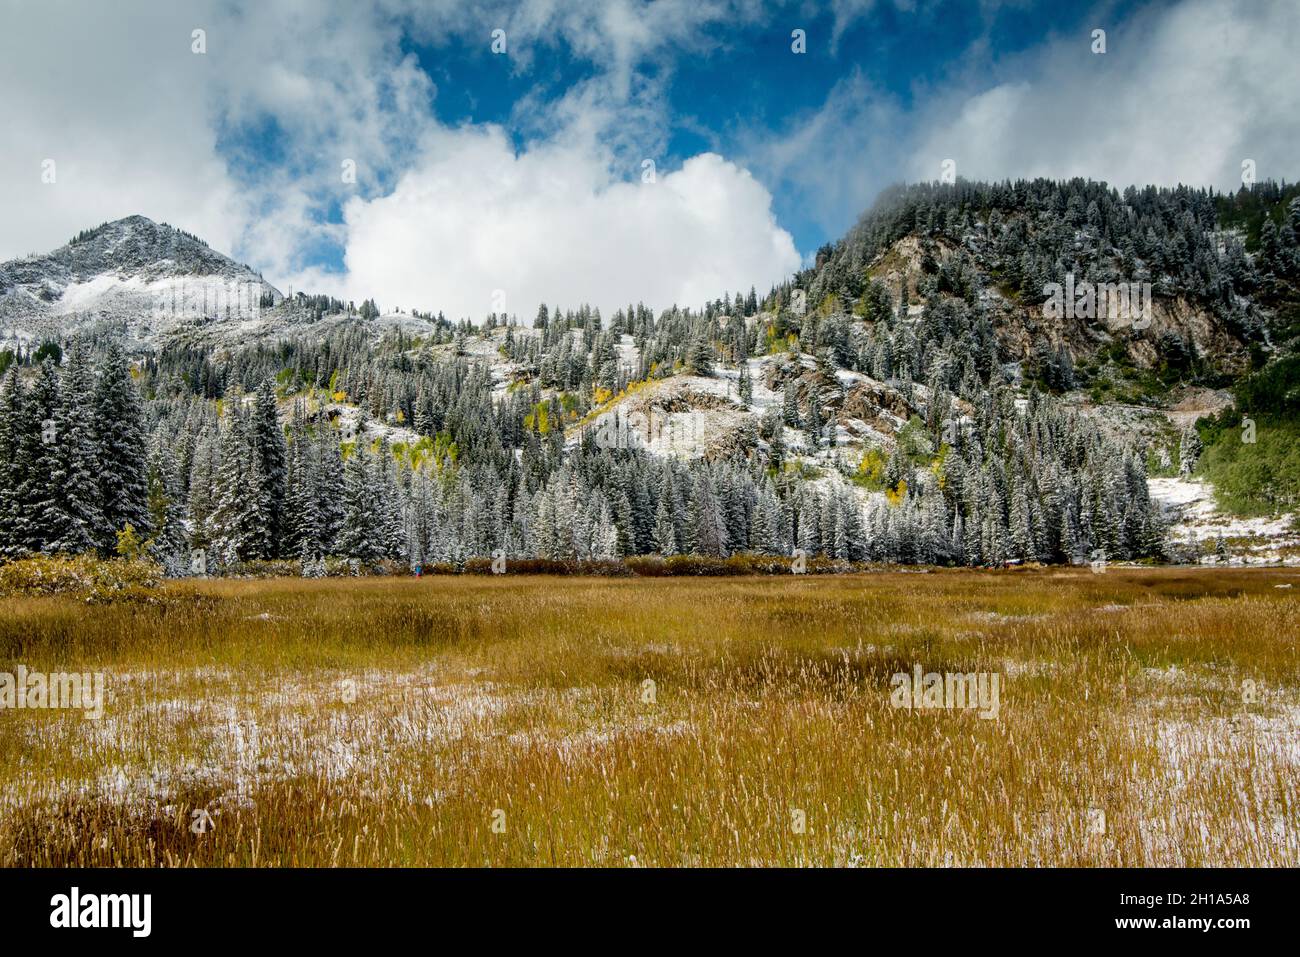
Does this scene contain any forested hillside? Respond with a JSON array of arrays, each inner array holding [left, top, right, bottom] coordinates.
[[2, 178, 1297, 573]]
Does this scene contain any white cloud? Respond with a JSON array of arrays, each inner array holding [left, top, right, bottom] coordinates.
[[4, 0, 1296, 319], [0, 0, 792, 315], [910, 0, 1300, 190], [742, 70, 910, 241], [742, 0, 1299, 250], [332, 127, 800, 318], [0, 4, 246, 260], [0, 1, 435, 270]]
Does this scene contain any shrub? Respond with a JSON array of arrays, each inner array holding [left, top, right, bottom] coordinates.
[[218, 559, 300, 579], [663, 555, 732, 576], [0, 553, 163, 602], [1199, 413, 1300, 515], [114, 524, 150, 560], [624, 555, 668, 576], [461, 557, 630, 576]]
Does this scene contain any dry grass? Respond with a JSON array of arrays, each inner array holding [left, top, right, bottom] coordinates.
[[1, 567, 1297, 867]]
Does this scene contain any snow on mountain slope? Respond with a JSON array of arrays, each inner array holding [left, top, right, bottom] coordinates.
[[1149, 476, 1299, 564], [561, 340, 923, 521], [0, 215, 281, 349], [856, 215, 1252, 381], [574, 373, 754, 459]]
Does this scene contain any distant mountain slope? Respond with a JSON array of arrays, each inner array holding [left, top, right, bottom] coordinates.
[[777, 179, 1300, 397], [0, 215, 281, 348], [757, 178, 1300, 536], [2, 179, 1298, 570]]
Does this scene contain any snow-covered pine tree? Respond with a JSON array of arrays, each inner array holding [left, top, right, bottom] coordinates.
[[145, 439, 187, 560], [315, 423, 345, 554], [1006, 483, 1032, 562], [375, 439, 407, 559], [22, 361, 65, 554], [685, 336, 715, 377], [48, 349, 103, 554], [690, 470, 728, 557], [282, 409, 312, 557], [592, 497, 619, 559], [93, 341, 148, 550], [797, 492, 822, 557], [249, 378, 288, 556], [210, 409, 270, 564], [653, 495, 678, 556], [782, 385, 800, 428], [0, 367, 27, 557], [337, 440, 383, 564], [532, 485, 560, 560], [1178, 425, 1202, 476], [187, 427, 220, 551]]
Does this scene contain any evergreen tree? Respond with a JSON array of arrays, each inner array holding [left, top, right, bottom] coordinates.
[[94, 342, 148, 549], [19, 361, 63, 553], [249, 378, 288, 556], [316, 424, 346, 554], [0, 367, 26, 557], [210, 410, 271, 564], [1178, 425, 1202, 476], [1009, 486, 1034, 561], [685, 336, 715, 376], [338, 441, 383, 563], [690, 470, 728, 557], [48, 349, 103, 554], [187, 429, 220, 550], [145, 440, 187, 559]]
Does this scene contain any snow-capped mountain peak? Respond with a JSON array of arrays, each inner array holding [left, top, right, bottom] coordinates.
[[0, 215, 282, 348]]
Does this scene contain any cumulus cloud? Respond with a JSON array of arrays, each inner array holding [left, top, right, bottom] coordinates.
[[4, 0, 1296, 320], [0, 0, 434, 269], [742, 70, 910, 245], [909, 0, 1300, 191], [0, 0, 795, 313], [0, 3, 245, 259], [742, 0, 1299, 251], [333, 127, 800, 318]]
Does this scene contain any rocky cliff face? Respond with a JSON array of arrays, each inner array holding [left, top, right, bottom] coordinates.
[[862, 230, 1251, 380]]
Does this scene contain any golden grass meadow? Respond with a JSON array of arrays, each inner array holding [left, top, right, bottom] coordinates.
[[1, 568, 1297, 867]]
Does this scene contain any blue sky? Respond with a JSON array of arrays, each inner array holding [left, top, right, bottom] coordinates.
[[234, 0, 1119, 270], [2, 0, 1297, 319]]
